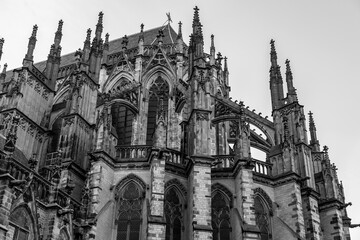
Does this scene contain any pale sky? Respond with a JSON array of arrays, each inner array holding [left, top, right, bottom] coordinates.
[[1, 0, 359, 238]]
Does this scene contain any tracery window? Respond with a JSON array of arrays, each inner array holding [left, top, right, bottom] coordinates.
[[254, 195, 271, 240], [9, 207, 34, 240], [112, 103, 134, 146], [146, 77, 169, 145], [116, 182, 143, 240], [165, 188, 183, 240], [212, 192, 231, 240]]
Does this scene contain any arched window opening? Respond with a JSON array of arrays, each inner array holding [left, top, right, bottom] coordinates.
[[212, 192, 231, 240], [112, 103, 134, 146], [49, 117, 62, 152], [9, 207, 34, 240], [146, 77, 169, 145], [116, 182, 143, 240], [254, 196, 271, 240], [165, 188, 183, 240]]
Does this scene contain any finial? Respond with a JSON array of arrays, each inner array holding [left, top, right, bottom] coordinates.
[[32, 25, 38, 38], [0, 38, 4, 49], [216, 52, 223, 65], [224, 56, 228, 71], [122, 35, 128, 49], [177, 21, 183, 39], [285, 59, 291, 72], [105, 33, 109, 44], [86, 28, 92, 41], [139, 24, 144, 43], [57, 19, 63, 32], [192, 6, 202, 35], [211, 34, 214, 48], [309, 111, 314, 124], [98, 11, 104, 25], [2, 63, 7, 74], [270, 39, 275, 51], [323, 145, 328, 153]]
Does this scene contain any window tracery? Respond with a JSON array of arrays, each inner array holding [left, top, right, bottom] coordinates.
[[9, 206, 34, 240], [116, 182, 143, 240], [212, 192, 231, 240], [146, 76, 169, 145], [254, 195, 272, 240], [165, 188, 183, 240]]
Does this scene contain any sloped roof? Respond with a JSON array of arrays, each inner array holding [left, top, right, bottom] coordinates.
[[4, 24, 179, 82]]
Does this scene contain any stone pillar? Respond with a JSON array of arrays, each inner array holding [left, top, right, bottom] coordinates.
[[235, 161, 260, 240], [319, 200, 345, 240], [301, 188, 321, 240], [0, 174, 15, 240], [147, 151, 166, 240], [274, 179, 306, 239], [191, 157, 212, 240]]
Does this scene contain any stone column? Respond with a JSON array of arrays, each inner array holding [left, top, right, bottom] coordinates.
[[301, 188, 321, 240]]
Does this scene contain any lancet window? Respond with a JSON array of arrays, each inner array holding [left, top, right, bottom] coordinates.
[[212, 192, 231, 240], [165, 188, 183, 240], [116, 182, 144, 240], [254, 195, 272, 240], [9, 207, 34, 240], [112, 103, 134, 146], [146, 76, 169, 145]]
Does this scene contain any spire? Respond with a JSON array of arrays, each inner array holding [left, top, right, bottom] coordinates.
[[0, 38, 4, 61], [82, 28, 92, 63], [210, 34, 216, 65], [138, 23, 144, 43], [309, 111, 320, 151], [0, 63, 7, 92], [270, 39, 277, 67], [177, 21, 183, 40], [104, 33, 109, 51], [85, 28, 92, 47], [95, 11, 104, 41], [191, 6, 204, 59], [54, 19, 63, 47], [269, 39, 285, 110], [285, 59, 297, 103], [23, 25, 38, 65]]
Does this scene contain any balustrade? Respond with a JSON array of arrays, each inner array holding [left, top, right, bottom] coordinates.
[[115, 145, 152, 161], [252, 158, 272, 176]]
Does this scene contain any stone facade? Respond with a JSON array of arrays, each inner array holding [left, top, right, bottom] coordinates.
[[0, 6, 355, 240]]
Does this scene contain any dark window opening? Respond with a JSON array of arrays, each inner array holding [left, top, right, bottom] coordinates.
[[112, 103, 134, 146], [165, 188, 183, 240], [254, 196, 271, 240]]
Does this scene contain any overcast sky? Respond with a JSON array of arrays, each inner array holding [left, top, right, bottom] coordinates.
[[1, 0, 359, 238]]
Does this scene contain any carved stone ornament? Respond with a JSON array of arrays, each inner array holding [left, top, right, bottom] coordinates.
[[196, 111, 209, 121]]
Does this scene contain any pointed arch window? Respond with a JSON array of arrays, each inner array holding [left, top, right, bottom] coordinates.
[[212, 192, 231, 240], [146, 76, 169, 145], [165, 188, 183, 240], [116, 182, 144, 240], [9, 207, 34, 240], [112, 103, 134, 146], [254, 195, 271, 240]]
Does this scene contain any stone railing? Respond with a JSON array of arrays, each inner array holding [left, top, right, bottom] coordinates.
[[115, 145, 152, 162], [212, 155, 235, 168], [166, 148, 183, 164], [252, 158, 272, 176]]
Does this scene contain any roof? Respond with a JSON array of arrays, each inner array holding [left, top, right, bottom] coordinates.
[[4, 24, 179, 82]]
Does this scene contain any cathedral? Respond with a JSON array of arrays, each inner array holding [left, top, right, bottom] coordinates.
[[0, 6, 355, 240]]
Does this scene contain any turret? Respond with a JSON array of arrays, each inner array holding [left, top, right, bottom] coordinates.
[[309, 111, 320, 151], [95, 11, 104, 42], [269, 39, 285, 110], [23, 25, 38, 67], [45, 20, 63, 90], [285, 59, 298, 103]]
